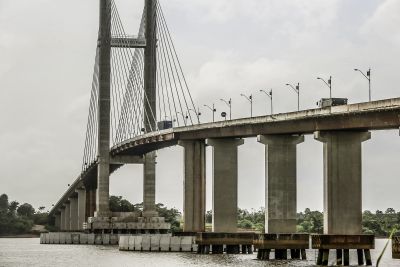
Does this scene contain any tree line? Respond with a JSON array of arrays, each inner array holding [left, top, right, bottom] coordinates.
[[1, 193, 399, 237], [0, 194, 49, 235]]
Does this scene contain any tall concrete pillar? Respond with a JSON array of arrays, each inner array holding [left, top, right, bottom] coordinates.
[[64, 202, 71, 231], [60, 208, 65, 230], [55, 213, 61, 230], [206, 138, 244, 232], [69, 197, 78, 231], [258, 135, 304, 233], [76, 188, 86, 230], [315, 131, 371, 235], [179, 140, 206, 232], [95, 0, 112, 217], [142, 0, 158, 218], [143, 151, 158, 217]]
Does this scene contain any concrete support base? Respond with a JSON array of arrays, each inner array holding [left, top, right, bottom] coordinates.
[[312, 234, 374, 266], [196, 232, 254, 255], [178, 140, 206, 233], [315, 131, 370, 235], [86, 215, 170, 233], [254, 233, 309, 261], [206, 138, 244, 233], [258, 135, 304, 233]]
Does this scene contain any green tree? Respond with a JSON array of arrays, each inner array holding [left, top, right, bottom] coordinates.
[[17, 203, 35, 218], [0, 194, 8, 213]]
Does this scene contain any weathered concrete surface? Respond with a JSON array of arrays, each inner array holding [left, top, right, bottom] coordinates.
[[60, 207, 65, 230], [206, 138, 244, 232], [95, 0, 112, 218], [64, 203, 70, 231], [315, 131, 371, 235], [76, 188, 86, 230], [69, 197, 78, 231], [178, 140, 206, 232], [258, 135, 304, 233], [55, 213, 61, 230], [143, 151, 158, 217]]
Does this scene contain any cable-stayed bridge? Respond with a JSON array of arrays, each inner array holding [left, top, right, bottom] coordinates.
[[46, 0, 400, 262]]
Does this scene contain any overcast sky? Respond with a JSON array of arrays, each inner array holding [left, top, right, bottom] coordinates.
[[0, 0, 399, 213]]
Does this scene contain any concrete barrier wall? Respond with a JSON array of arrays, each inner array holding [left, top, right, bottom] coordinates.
[[40, 233, 127, 245], [119, 235, 197, 252], [40, 233, 197, 252]]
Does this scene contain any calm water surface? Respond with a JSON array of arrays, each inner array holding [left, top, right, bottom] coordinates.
[[0, 238, 398, 267]]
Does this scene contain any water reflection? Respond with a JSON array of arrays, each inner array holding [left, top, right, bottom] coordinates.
[[0, 238, 398, 267]]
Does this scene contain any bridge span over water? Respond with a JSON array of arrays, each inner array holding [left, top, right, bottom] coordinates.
[[46, 0, 400, 264]]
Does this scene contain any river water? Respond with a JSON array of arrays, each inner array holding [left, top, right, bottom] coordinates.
[[0, 238, 398, 266]]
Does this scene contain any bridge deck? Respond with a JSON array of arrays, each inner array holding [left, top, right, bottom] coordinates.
[[50, 98, 400, 216]]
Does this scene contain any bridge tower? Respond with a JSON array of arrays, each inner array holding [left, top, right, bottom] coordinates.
[[142, 0, 158, 218], [96, 0, 112, 217]]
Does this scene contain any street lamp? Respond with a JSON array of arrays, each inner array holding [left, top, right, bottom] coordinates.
[[286, 83, 300, 111], [220, 98, 232, 120], [240, 94, 253, 117], [204, 104, 216, 122], [260, 89, 273, 115], [317, 76, 332, 99], [354, 68, 371, 101]]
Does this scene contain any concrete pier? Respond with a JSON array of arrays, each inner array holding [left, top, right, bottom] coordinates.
[[143, 151, 158, 217], [179, 140, 206, 232], [69, 197, 78, 231], [60, 208, 65, 230], [76, 188, 86, 230], [315, 131, 371, 235], [206, 138, 244, 232], [55, 213, 61, 230], [64, 203, 71, 231], [258, 135, 304, 233]]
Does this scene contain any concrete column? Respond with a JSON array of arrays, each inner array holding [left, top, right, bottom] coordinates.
[[179, 140, 206, 232], [96, 0, 112, 217], [60, 208, 65, 230], [206, 138, 244, 232], [55, 213, 61, 230], [86, 188, 96, 218], [258, 135, 304, 233], [143, 151, 158, 217], [76, 188, 86, 230], [69, 197, 78, 231], [64, 203, 71, 231], [315, 131, 371, 235]]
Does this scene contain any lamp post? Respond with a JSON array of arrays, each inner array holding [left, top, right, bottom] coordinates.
[[220, 98, 232, 120], [240, 94, 253, 117], [317, 76, 332, 99], [286, 82, 300, 111], [260, 89, 273, 115], [354, 68, 371, 101], [204, 104, 216, 122]]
